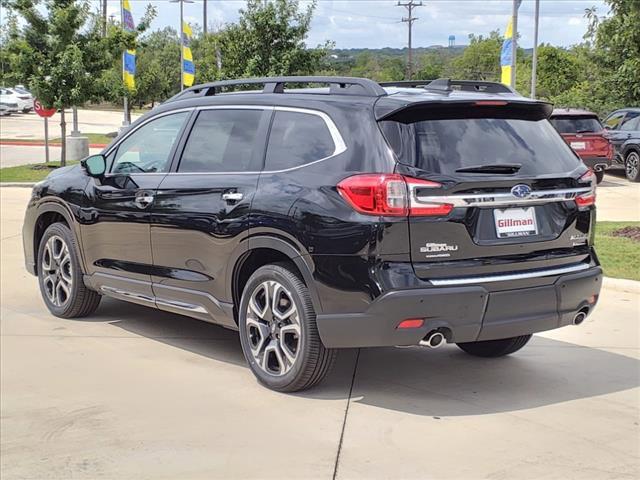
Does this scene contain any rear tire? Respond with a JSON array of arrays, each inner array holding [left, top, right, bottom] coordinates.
[[456, 335, 532, 358], [625, 151, 640, 182], [37, 222, 101, 318], [594, 170, 604, 184], [238, 263, 337, 392]]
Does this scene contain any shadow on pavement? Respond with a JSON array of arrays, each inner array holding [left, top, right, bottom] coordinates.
[[89, 297, 639, 417]]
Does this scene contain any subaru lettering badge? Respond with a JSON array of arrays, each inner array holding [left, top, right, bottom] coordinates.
[[511, 184, 532, 198]]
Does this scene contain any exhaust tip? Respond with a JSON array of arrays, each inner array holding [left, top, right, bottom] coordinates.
[[573, 308, 589, 325], [419, 331, 445, 349]]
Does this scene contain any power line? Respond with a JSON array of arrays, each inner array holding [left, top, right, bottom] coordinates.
[[397, 1, 423, 79]]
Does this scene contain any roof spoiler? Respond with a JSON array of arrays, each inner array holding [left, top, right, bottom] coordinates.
[[376, 99, 554, 123]]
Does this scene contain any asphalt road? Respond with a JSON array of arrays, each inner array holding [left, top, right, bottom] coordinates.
[[1, 187, 639, 479]]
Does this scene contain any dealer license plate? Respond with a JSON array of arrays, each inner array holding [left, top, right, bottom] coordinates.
[[494, 207, 538, 238]]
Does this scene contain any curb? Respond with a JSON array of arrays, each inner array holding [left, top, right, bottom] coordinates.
[[1, 141, 107, 148], [602, 277, 640, 294], [0, 182, 36, 188]]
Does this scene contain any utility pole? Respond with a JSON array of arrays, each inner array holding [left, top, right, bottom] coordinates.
[[102, 0, 107, 37], [397, 1, 423, 80], [530, 0, 540, 98], [203, 0, 207, 35]]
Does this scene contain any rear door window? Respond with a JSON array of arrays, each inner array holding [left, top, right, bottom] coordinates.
[[178, 109, 264, 172], [604, 112, 626, 130], [620, 112, 640, 131], [380, 115, 580, 176], [550, 116, 602, 134], [265, 111, 336, 171]]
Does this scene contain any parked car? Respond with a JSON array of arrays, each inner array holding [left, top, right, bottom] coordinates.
[[0, 87, 33, 113], [0, 88, 19, 113], [0, 102, 15, 116], [13, 85, 35, 111], [22, 76, 602, 392], [549, 108, 612, 183], [603, 108, 640, 182]]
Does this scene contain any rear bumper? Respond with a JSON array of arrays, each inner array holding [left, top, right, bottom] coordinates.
[[316, 265, 602, 348], [581, 156, 612, 170]]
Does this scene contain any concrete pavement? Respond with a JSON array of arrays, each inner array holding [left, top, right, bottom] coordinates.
[[1, 187, 639, 479], [597, 172, 640, 221], [0, 145, 103, 168], [0, 109, 142, 140]]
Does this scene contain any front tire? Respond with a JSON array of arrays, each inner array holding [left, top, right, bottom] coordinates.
[[238, 263, 336, 392], [456, 335, 532, 358], [625, 151, 640, 182], [37, 222, 101, 318]]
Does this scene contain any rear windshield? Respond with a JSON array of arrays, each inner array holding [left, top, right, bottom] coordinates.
[[550, 116, 603, 134], [380, 117, 580, 176]]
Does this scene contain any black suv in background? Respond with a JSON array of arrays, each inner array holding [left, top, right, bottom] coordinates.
[[23, 77, 602, 392], [603, 107, 640, 182]]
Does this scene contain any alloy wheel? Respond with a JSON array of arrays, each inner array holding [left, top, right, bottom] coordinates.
[[626, 152, 639, 180], [245, 280, 301, 376], [41, 235, 73, 307]]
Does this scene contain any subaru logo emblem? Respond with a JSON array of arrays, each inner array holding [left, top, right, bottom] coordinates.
[[511, 184, 532, 198]]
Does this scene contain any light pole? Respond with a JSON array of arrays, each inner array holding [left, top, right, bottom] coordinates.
[[531, 0, 540, 98], [170, 0, 194, 91]]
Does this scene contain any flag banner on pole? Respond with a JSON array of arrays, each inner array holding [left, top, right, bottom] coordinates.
[[500, 19, 513, 86], [500, 0, 522, 86], [122, 0, 136, 91], [182, 21, 195, 87], [123, 49, 136, 91]]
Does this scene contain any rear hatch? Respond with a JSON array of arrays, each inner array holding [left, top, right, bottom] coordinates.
[[378, 101, 596, 282], [550, 115, 611, 158]]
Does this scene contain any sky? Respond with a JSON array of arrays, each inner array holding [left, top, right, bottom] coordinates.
[[102, 0, 608, 49]]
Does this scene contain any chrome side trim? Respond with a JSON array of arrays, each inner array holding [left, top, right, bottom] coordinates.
[[100, 286, 156, 305], [155, 298, 208, 314], [166, 105, 348, 175], [100, 286, 208, 315], [429, 263, 591, 286], [413, 187, 592, 209]]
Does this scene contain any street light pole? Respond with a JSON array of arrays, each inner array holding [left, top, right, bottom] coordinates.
[[531, 0, 540, 98], [510, 0, 519, 89]]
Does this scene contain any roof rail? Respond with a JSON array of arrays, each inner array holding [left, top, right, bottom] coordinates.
[[380, 78, 516, 94], [169, 76, 388, 102]]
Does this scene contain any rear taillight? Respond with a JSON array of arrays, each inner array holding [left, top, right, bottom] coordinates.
[[575, 170, 596, 208], [337, 174, 452, 217]]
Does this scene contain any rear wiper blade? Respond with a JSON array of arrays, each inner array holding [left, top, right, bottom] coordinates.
[[455, 163, 522, 174]]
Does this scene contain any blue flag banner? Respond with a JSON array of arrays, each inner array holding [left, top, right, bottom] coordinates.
[[122, 0, 136, 91]]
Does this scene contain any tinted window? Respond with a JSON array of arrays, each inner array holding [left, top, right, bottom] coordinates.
[[620, 112, 640, 131], [381, 117, 580, 175], [112, 112, 188, 174], [265, 111, 335, 170], [178, 109, 263, 172], [604, 112, 625, 130], [550, 116, 602, 134]]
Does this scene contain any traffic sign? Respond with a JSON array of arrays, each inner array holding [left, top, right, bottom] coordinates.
[[34, 99, 56, 118]]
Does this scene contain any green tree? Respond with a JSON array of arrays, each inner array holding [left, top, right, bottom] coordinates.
[[586, 0, 640, 107], [218, 0, 332, 79], [4, 0, 153, 164], [448, 32, 503, 81]]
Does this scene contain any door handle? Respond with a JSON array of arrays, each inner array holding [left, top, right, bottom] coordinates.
[[222, 192, 244, 203], [134, 191, 154, 209]]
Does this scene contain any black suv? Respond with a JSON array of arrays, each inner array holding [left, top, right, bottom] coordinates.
[[23, 77, 603, 392]]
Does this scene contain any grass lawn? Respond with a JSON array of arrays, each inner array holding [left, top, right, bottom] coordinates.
[[0, 132, 113, 145], [595, 222, 640, 281], [0, 161, 77, 183]]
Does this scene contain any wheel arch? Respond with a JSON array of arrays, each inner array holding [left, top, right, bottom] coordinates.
[[230, 236, 322, 324], [33, 201, 80, 275]]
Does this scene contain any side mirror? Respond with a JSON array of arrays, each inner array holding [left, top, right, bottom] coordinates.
[[82, 154, 106, 177]]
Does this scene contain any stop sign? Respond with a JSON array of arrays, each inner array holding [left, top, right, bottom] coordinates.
[[34, 99, 56, 118]]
